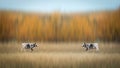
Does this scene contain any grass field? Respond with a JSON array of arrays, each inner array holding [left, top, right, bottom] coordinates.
[[0, 42, 120, 68]]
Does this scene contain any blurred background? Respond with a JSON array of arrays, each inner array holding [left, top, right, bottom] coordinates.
[[0, 0, 120, 42]]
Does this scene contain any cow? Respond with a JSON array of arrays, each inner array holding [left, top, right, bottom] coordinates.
[[82, 42, 99, 51], [21, 43, 37, 52]]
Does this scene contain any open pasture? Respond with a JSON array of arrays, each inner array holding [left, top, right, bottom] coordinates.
[[0, 42, 120, 68]]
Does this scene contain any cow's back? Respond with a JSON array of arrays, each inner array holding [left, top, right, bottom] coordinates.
[[22, 43, 30, 49], [93, 43, 99, 51]]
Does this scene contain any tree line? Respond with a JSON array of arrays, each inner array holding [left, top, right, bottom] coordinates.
[[0, 9, 120, 42]]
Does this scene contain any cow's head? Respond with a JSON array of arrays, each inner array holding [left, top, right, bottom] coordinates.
[[82, 42, 86, 48], [34, 43, 37, 47]]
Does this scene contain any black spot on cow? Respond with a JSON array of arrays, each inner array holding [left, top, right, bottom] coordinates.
[[89, 44, 93, 48], [26, 44, 30, 48]]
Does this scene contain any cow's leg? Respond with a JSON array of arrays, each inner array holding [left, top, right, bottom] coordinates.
[[86, 46, 90, 51], [86, 47, 88, 51], [31, 48, 33, 51]]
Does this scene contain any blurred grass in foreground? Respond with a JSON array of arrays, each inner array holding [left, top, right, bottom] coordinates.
[[0, 42, 120, 68]]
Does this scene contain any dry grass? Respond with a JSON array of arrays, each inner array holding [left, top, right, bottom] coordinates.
[[0, 42, 120, 68]]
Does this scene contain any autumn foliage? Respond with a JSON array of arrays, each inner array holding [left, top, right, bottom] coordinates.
[[0, 8, 120, 42]]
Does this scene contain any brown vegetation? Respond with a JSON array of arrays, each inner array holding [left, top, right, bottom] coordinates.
[[0, 8, 120, 42]]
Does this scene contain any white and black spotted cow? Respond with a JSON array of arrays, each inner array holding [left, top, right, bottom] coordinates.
[[82, 42, 99, 51], [22, 43, 37, 51]]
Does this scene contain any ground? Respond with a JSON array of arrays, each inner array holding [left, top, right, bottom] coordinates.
[[0, 42, 120, 68]]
